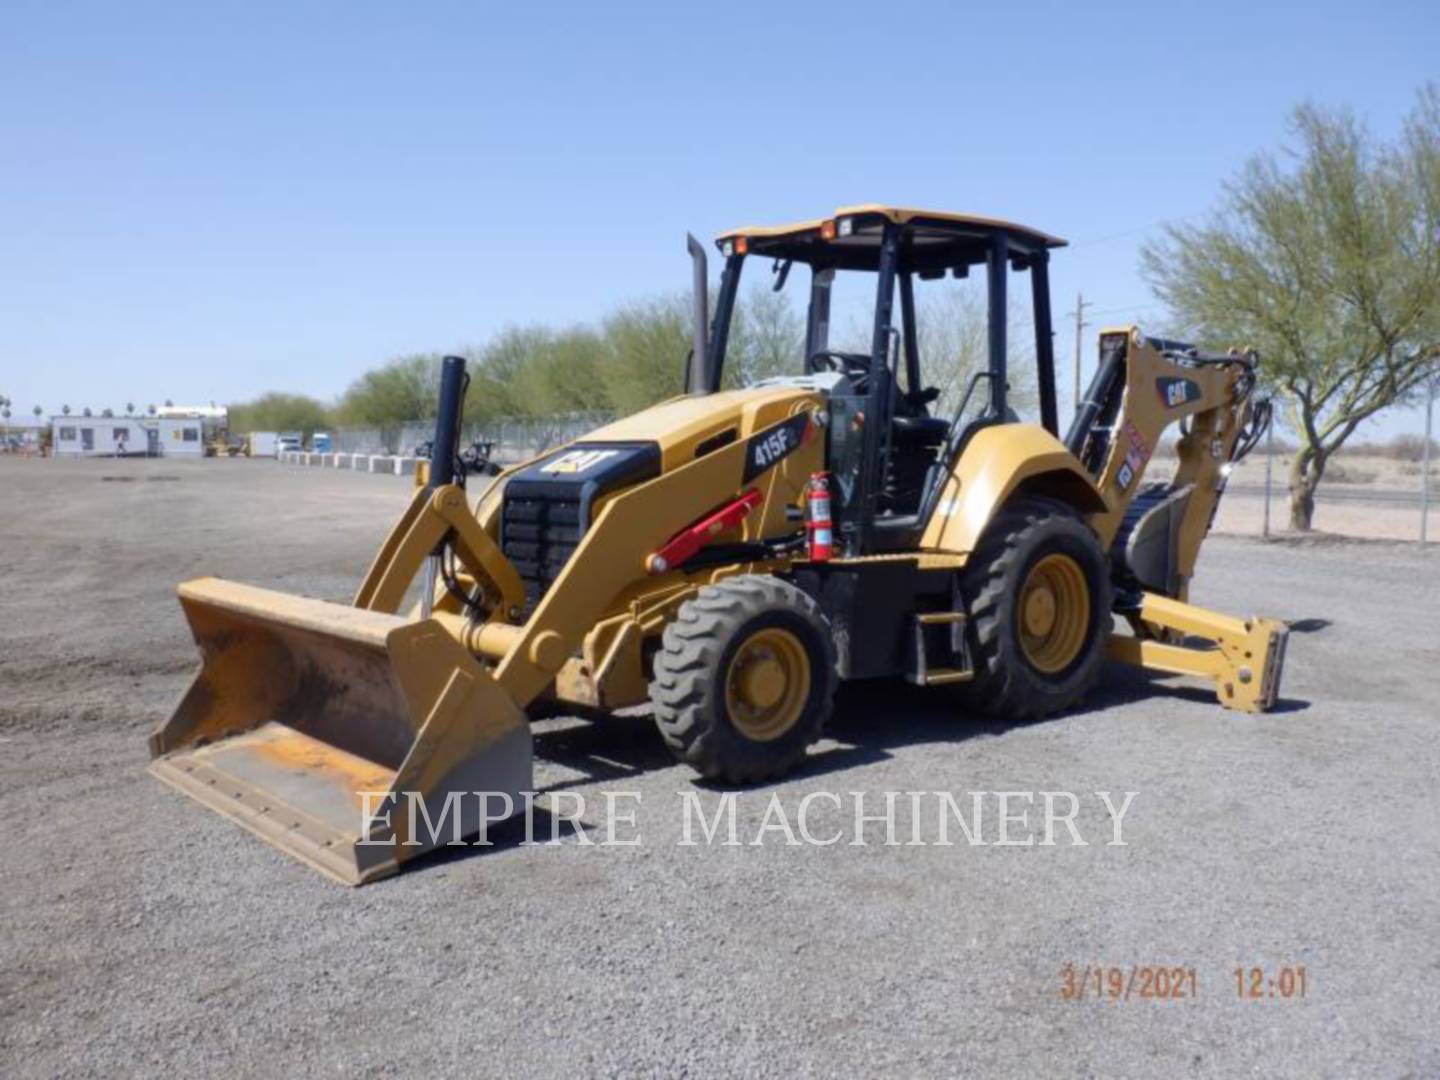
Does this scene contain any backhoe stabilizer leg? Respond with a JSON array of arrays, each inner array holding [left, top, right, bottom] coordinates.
[[1106, 593, 1288, 713]]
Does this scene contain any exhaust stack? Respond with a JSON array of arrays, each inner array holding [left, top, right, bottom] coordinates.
[[686, 232, 708, 395]]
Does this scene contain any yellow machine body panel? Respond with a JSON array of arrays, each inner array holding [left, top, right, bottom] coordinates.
[[919, 423, 1107, 557], [581, 386, 811, 469]]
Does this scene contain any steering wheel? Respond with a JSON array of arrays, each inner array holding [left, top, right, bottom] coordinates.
[[809, 350, 872, 392]]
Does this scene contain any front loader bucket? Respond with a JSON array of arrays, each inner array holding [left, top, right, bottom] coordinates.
[[149, 578, 532, 885]]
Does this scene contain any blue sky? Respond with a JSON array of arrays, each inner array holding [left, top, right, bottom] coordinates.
[[2, 0, 1435, 433]]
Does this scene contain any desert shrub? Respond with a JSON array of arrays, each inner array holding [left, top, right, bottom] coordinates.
[[1388, 434, 1439, 462], [1324, 461, 1378, 484]]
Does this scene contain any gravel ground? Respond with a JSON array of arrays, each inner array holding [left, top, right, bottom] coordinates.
[[2, 456, 1437, 1078]]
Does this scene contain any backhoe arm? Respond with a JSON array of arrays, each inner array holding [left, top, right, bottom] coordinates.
[[1071, 327, 1287, 711]]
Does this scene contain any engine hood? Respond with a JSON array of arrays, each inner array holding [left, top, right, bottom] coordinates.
[[578, 385, 823, 471]]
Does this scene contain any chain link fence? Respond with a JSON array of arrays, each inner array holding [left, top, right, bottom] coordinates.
[[323, 399, 1440, 544], [330, 413, 614, 462]]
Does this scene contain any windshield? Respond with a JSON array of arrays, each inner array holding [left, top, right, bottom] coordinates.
[[720, 266, 875, 387], [716, 257, 1037, 425]]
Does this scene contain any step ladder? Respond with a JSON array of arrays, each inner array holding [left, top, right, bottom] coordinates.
[[908, 611, 973, 686]]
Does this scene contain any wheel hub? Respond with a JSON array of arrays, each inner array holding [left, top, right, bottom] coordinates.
[[1023, 585, 1057, 637], [725, 627, 811, 742], [1017, 553, 1090, 674], [738, 658, 786, 709]]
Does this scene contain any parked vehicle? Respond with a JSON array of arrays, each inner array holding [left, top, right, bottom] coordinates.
[[460, 439, 502, 476], [248, 432, 279, 457]]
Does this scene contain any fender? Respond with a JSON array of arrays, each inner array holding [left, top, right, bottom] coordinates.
[[919, 423, 1106, 556]]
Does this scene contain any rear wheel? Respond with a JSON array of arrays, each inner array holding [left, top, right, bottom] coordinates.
[[958, 496, 1112, 719], [650, 575, 836, 783]]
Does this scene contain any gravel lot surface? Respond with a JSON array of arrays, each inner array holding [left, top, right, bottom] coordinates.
[[2, 456, 1437, 1078]]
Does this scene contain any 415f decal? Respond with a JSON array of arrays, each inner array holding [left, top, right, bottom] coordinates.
[[742, 413, 813, 482]]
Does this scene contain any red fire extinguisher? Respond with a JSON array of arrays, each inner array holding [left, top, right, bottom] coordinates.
[[806, 472, 833, 562]]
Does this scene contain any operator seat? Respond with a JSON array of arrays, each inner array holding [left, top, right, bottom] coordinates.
[[884, 390, 949, 515]]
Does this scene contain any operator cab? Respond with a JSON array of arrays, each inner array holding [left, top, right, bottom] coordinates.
[[690, 205, 1066, 556]]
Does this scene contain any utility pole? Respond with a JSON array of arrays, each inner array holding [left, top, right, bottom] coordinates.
[[1067, 293, 1092, 414]]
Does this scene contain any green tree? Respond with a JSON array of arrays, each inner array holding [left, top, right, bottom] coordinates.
[[726, 285, 805, 387], [228, 392, 332, 435], [1142, 87, 1440, 530], [599, 294, 690, 414], [465, 327, 552, 421], [904, 282, 1038, 421], [336, 353, 442, 427], [521, 327, 610, 415]]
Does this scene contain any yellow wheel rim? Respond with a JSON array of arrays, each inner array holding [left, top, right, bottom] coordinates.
[[1018, 553, 1090, 674], [724, 627, 811, 742]]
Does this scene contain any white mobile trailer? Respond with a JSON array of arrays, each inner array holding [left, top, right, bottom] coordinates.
[[51, 417, 152, 457], [248, 431, 279, 457], [50, 416, 204, 457]]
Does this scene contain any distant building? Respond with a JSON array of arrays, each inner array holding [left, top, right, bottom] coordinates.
[[50, 415, 204, 457], [157, 404, 227, 421]]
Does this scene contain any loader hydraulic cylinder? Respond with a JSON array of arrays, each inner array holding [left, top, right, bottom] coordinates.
[[421, 354, 469, 619], [429, 355, 468, 491]]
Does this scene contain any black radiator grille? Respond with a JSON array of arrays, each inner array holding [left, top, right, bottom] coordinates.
[[502, 494, 582, 611], [498, 440, 662, 613]]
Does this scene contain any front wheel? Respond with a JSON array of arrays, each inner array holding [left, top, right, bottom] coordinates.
[[957, 496, 1112, 719], [649, 575, 836, 783]]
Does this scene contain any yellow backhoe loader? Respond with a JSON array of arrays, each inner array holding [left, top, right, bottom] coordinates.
[[149, 206, 1288, 884]]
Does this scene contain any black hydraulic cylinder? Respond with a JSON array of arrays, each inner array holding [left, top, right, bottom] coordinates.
[[429, 355, 467, 490], [1066, 336, 1126, 471]]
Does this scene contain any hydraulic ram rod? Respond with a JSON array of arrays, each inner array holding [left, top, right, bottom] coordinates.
[[422, 355, 468, 619]]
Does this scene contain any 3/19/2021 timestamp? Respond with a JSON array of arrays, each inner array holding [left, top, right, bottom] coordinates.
[[1060, 965, 1199, 1001], [1059, 964, 1312, 1002]]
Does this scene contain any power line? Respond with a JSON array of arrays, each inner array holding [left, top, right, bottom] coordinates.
[[1009, 300, 1163, 335], [1084, 301, 1167, 319], [1067, 213, 1204, 250]]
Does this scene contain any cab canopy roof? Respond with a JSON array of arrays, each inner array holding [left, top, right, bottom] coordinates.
[[716, 204, 1065, 274]]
